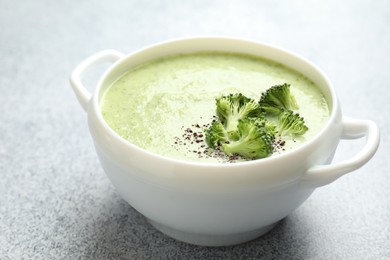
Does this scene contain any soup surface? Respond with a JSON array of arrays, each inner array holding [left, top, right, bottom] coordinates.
[[101, 52, 330, 163]]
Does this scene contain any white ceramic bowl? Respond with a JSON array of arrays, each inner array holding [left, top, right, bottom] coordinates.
[[70, 37, 379, 246]]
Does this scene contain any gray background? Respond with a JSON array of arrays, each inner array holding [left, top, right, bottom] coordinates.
[[1, 0, 389, 259]]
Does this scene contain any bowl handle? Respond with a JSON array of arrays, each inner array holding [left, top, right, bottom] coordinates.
[[302, 116, 380, 188], [69, 50, 125, 112]]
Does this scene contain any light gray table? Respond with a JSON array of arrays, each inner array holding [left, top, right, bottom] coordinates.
[[1, 0, 389, 259]]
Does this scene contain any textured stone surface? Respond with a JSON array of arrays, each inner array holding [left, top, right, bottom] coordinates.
[[0, 0, 389, 259]]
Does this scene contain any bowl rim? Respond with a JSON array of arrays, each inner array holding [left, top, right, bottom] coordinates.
[[90, 36, 339, 169]]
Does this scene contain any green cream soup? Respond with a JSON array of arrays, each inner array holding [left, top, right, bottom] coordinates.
[[101, 52, 330, 163]]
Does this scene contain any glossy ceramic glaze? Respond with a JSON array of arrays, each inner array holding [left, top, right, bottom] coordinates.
[[70, 37, 379, 246]]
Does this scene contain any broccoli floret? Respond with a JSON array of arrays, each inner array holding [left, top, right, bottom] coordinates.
[[254, 117, 277, 141], [278, 110, 308, 136], [259, 83, 299, 115], [203, 86, 308, 161], [205, 121, 228, 149], [221, 118, 274, 159], [216, 93, 261, 139]]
